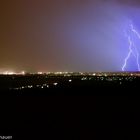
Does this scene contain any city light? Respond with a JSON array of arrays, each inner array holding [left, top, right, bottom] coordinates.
[[53, 83, 58, 86], [21, 71, 25, 75], [3, 71, 15, 75], [3, 71, 139, 91], [38, 72, 43, 75]]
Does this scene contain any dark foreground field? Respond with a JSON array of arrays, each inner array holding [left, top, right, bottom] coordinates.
[[0, 75, 140, 140]]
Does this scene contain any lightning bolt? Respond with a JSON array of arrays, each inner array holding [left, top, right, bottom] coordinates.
[[122, 35, 133, 71], [122, 22, 140, 71], [130, 23, 140, 71], [130, 23, 140, 39]]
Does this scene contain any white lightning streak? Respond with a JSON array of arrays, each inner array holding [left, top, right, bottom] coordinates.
[[130, 24, 140, 71], [122, 36, 133, 71], [122, 22, 140, 71], [130, 24, 140, 39]]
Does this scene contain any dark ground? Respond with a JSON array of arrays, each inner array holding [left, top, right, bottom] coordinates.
[[0, 75, 139, 140]]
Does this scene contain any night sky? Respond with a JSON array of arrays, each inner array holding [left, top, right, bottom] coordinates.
[[1, 0, 140, 72]]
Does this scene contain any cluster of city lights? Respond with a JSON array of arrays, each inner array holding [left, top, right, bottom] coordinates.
[[0, 71, 25, 75], [80, 76, 136, 81], [9, 78, 74, 91], [0, 70, 140, 77], [10, 82, 58, 90], [8, 74, 137, 91]]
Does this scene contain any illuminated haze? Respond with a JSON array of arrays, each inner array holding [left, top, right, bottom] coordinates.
[[1, 0, 140, 72]]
